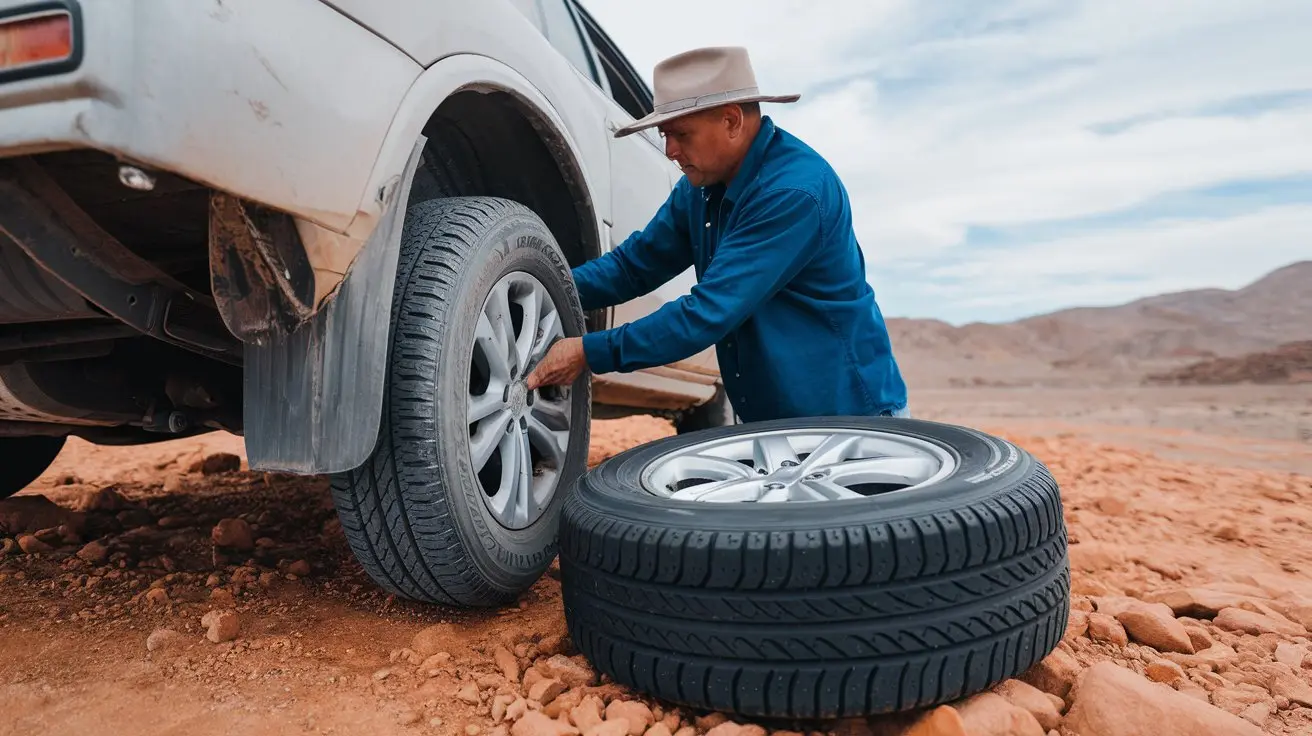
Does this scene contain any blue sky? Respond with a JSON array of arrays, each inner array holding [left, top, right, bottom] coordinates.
[[579, 0, 1312, 324]]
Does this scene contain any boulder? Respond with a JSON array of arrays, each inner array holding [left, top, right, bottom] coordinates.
[[1116, 604, 1195, 654], [1062, 662, 1264, 736]]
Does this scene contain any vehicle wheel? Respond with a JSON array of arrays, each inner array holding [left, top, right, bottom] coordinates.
[[674, 383, 736, 434], [0, 436, 66, 499], [559, 417, 1069, 718], [330, 196, 591, 607]]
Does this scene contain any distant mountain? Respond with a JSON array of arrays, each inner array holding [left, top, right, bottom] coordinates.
[[888, 261, 1312, 388]]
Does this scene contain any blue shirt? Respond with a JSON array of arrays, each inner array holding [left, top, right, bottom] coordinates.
[[573, 116, 907, 422]]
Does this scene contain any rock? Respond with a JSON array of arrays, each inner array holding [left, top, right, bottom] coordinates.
[[1214, 607, 1305, 637], [671, 729, 695, 736], [529, 678, 568, 706], [1210, 685, 1272, 715], [412, 624, 457, 657], [492, 694, 517, 722], [1268, 671, 1312, 707], [74, 487, 132, 513], [506, 699, 530, 722], [144, 588, 170, 606], [1088, 613, 1129, 646], [1165, 642, 1238, 671], [1144, 588, 1254, 618], [397, 710, 421, 726], [605, 701, 654, 736], [570, 696, 605, 731], [1065, 610, 1090, 640], [76, 540, 108, 564], [201, 609, 240, 643], [645, 725, 672, 736], [0, 495, 83, 536], [952, 693, 1045, 736], [537, 655, 596, 689], [1274, 642, 1307, 668], [466, 725, 481, 736], [210, 588, 236, 608], [1238, 702, 1272, 728], [1116, 604, 1195, 654], [1018, 647, 1082, 700], [496, 646, 521, 682], [210, 518, 253, 550], [991, 679, 1062, 730], [694, 714, 729, 732], [0, 538, 15, 556], [1063, 661, 1264, 736], [146, 628, 186, 652], [585, 722, 630, 736], [199, 453, 241, 475], [286, 559, 311, 577], [539, 634, 569, 657], [513, 713, 580, 736], [704, 724, 766, 736], [16, 534, 52, 554], [1181, 624, 1212, 651], [1144, 659, 1185, 685], [899, 706, 966, 736], [457, 682, 482, 704], [1068, 542, 1125, 572]]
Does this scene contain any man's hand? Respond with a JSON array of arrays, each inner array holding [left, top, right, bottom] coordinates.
[[525, 337, 587, 390]]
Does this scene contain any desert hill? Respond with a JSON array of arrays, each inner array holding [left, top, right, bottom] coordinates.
[[888, 260, 1312, 388]]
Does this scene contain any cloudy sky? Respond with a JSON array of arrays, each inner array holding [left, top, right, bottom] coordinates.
[[577, 0, 1312, 324]]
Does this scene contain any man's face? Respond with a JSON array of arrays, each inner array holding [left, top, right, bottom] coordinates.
[[659, 107, 741, 187]]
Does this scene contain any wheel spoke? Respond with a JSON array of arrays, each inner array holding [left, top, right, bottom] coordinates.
[[468, 385, 506, 424], [670, 477, 765, 502], [526, 414, 567, 470], [513, 285, 542, 379], [799, 433, 861, 470], [485, 281, 517, 376], [827, 456, 939, 486], [752, 435, 799, 473], [476, 312, 513, 383], [533, 306, 563, 362], [796, 477, 865, 501], [530, 399, 570, 432], [670, 453, 758, 482], [517, 428, 536, 526], [470, 409, 513, 471], [487, 427, 521, 524]]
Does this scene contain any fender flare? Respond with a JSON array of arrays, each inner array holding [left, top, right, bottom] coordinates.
[[241, 54, 603, 474]]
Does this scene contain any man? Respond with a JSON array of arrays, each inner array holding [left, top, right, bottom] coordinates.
[[526, 46, 908, 422]]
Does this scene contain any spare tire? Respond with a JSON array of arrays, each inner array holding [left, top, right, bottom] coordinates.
[[558, 417, 1069, 719]]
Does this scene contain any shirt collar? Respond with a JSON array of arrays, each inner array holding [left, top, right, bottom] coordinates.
[[724, 115, 777, 204]]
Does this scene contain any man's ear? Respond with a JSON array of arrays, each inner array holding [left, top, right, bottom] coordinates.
[[722, 103, 745, 138]]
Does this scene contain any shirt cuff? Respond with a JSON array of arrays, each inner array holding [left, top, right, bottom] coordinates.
[[582, 331, 618, 375]]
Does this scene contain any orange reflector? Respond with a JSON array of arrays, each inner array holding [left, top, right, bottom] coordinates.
[[0, 12, 72, 72]]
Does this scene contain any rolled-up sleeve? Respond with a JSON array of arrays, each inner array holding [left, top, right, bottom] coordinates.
[[571, 180, 693, 312], [582, 187, 821, 375]]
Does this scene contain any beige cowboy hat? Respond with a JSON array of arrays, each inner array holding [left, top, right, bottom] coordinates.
[[613, 46, 801, 138]]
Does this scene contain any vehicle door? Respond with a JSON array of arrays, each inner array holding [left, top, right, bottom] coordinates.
[[561, 0, 718, 378]]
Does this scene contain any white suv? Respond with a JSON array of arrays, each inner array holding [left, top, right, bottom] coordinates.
[[0, 0, 731, 606]]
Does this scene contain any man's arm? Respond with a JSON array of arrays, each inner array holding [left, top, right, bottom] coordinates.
[[572, 179, 693, 312], [581, 187, 821, 374]]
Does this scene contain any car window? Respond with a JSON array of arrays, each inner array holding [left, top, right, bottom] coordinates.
[[537, 0, 599, 83], [571, 2, 654, 120]]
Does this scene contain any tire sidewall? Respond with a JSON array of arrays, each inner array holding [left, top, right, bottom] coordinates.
[[572, 416, 1036, 532], [399, 199, 591, 593]]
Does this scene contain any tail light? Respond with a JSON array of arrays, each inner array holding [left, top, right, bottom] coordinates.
[[0, 4, 78, 81]]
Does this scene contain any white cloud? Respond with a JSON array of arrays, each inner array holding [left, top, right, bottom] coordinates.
[[578, 0, 1312, 323]]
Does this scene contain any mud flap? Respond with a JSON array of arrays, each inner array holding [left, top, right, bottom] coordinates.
[[242, 137, 426, 474]]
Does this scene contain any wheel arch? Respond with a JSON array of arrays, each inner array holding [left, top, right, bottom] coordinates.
[[241, 53, 608, 475]]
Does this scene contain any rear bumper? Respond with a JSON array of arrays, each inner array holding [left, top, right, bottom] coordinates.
[[0, 0, 420, 235]]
